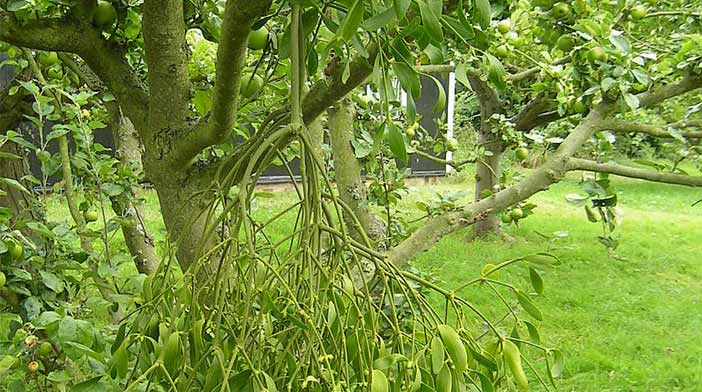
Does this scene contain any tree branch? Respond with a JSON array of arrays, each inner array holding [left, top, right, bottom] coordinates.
[[142, 0, 190, 133], [387, 103, 610, 267], [204, 0, 272, 146], [0, 11, 150, 130], [175, 44, 379, 167], [600, 119, 702, 139], [302, 45, 379, 125], [508, 56, 571, 83], [637, 73, 702, 109], [468, 76, 500, 118], [645, 11, 702, 18], [514, 96, 560, 132], [568, 158, 702, 186]]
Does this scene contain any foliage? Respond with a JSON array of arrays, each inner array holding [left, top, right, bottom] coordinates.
[[1, 0, 701, 390]]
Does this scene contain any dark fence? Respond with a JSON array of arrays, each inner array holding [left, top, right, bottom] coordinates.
[[1, 52, 451, 183]]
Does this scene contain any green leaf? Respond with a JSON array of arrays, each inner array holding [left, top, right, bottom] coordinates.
[[516, 290, 543, 321], [0, 313, 22, 341], [26, 221, 55, 239], [162, 332, 181, 377], [467, 345, 497, 371], [441, 15, 475, 43], [47, 370, 72, 383], [523, 320, 541, 344], [124, 9, 142, 39], [393, 0, 411, 19], [0, 152, 21, 160], [0, 178, 30, 194], [6, 0, 29, 11], [58, 317, 95, 349], [418, 0, 444, 43], [529, 268, 544, 295], [431, 336, 444, 374], [373, 354, 408, 370], [384, 121, 408, 164], [193, 89, 212, 116], [631, 69, 650, 85], [392, 62, 421, 98], [371, 369, 389, 392], [40, 271, 65, 293], [32, 101, 54, 117], [307, 47, 319, 75], [102, 183, 125, 197], [429, 75, 446, 113], [436, 364, 452, 392], [423, 44, 444, 64], [406, 93, 416, 124], [474, 0, 492, 29], [10, 268, 32, 281], [113, 341, 129, 379], [362, 7, 395, 31], [22, 296, 42, 320], [609, 33, 631, 53], [69, 376, 103, 392], [484, 53, 506, 91], [0, 355, 18, 375], [339, 0, 365, 42], [549, 349, 565, 378], [477, 372, 495, 392], [454, 63, 471, 89], [622, 93, 639, 111]]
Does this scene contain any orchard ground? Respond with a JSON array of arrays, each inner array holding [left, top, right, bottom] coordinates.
[[48, 168, 702, 391]]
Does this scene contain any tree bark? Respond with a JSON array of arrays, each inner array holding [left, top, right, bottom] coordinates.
[[106, 103, 159, 274], [328, 98, 384, 244], [469, 78, 503, 237], [568, 158, 702, 186]]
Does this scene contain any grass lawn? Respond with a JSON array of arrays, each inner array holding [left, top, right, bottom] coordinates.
[[46, 171, 702, 391], [409, 174, 702, 391]]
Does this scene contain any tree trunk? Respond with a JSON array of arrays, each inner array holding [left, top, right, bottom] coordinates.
[[328, 98, 384, 244], [106, 103, 159, 275], [144, 156, 215, 274], [0, 75, 34, 224], [473, 131, 504, 236], [468, 77, 503, 238]]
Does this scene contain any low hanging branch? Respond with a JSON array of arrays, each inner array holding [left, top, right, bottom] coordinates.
[[568, 158, 702, 187], [600, 119, 702, 139]]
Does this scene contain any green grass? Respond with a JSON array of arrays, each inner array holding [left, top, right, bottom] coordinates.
[[409, 174, 702, 391], [45, 173, 702, 391]]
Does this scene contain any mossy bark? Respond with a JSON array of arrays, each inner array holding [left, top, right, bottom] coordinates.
[[107, 104, 159, 274], [328, 98, 384, 244], [469, 78, 503, 237]]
